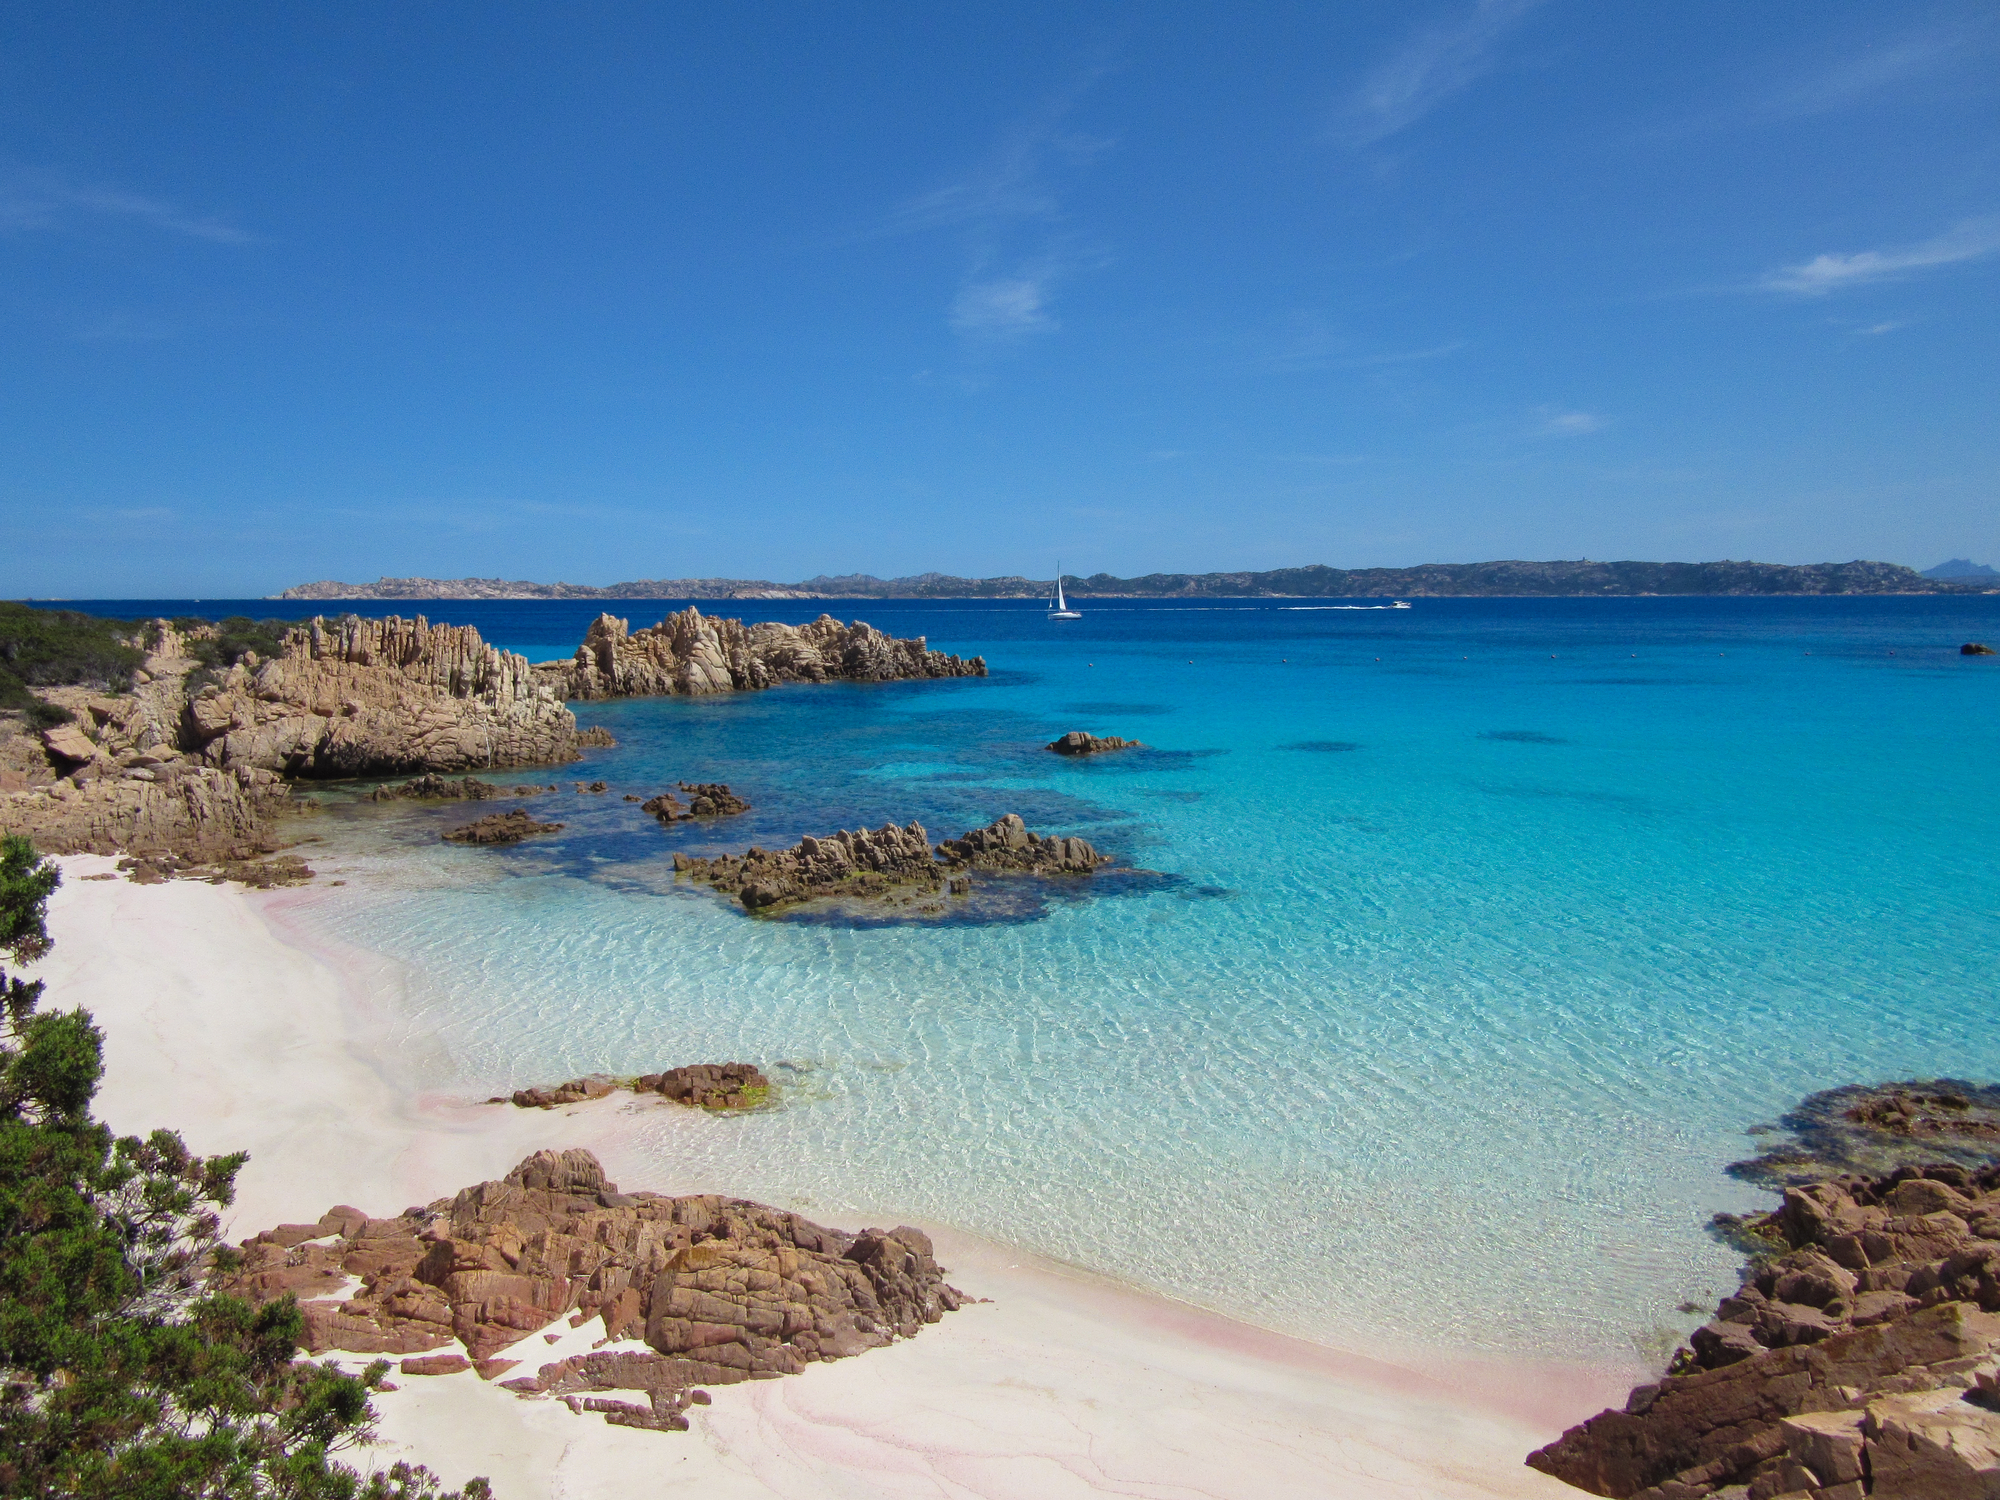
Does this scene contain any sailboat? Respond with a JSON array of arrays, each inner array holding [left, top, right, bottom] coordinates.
[[1047, 563, 1082, 620]]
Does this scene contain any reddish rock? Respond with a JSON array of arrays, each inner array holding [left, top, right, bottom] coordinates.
[[400, 1354, 472, 1376], [1046, 731, 1142, 755]]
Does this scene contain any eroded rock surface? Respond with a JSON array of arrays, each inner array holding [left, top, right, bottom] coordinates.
[[441, 809, 564, 845], [185, 615, 592, 778], [1527, 1160, 2000, 1499], [542, 608, 985, 700], [217, 1149, 963, 1434], [1047, 731, 1143, 755], [643, 783, 749, 823]]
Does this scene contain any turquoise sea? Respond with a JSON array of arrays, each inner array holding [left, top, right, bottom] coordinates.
[[56, 596, 2000, 1365]]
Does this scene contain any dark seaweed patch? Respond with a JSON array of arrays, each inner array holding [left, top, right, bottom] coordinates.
[[1478, 730, 1568, 745], [1282, 740, 1361, 753]]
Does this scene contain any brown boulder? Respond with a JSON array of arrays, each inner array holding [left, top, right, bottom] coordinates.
[[441, 809, 564, 845]]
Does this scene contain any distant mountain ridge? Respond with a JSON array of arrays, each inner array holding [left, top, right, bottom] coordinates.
[[274, 559, 1989, 601], [1923, 558, 1999, 579]]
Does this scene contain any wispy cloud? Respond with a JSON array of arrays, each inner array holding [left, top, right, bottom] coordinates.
[[1759, 216, 2000, 295], [1535, 408, 1608, 437], [0, 165, 250, 243], [864, 70, 1113, 344], [1337, 0, 1543, 148], [1753, 34, 1966, 120], [1855, 319, 1908, 336], [1251, 312, 1467, 375], [950, 270, 1058, 338]]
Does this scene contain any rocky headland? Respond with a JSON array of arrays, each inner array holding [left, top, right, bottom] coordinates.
[[539, 608, 985, 699], [218, 1147, 962, 1433], [1528, 1083, 2000, 1500], [3, 606, 977, 868], [673, 813, 1108, 914]]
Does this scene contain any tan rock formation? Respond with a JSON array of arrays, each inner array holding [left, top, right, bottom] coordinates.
[[218, 1149, 963, 1435], [185, 615, 591, 777], [1527, 1161, 2000, 1499], [0, 762, 289, 860], [542, 608, 985, 700], [440, 809, 564, 845], [674, 813, 1108, 914]]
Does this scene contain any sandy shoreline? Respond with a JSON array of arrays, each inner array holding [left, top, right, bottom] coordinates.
[[33, 855, 1616, 1498]]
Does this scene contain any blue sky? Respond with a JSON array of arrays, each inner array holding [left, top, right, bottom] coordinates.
[[2, 1, 1996, 596]]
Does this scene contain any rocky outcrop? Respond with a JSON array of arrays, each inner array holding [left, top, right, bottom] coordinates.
[[441, 810, 564, 845], [674, 814, 1107, 913], [185, 615, 595, 777], [365, 774, 554, 802], [1527, 1160, 2000, 1499], [217, 1149, 963, 1435], [1965, 643, 1997, 656], [504, 1064, 770, 1111], [643, 783, 749, 823], [1047, 731, 1143, 755], [541, 609, 985, 700], [0, 761, 291, 861], [936, 814, 1109, 875]]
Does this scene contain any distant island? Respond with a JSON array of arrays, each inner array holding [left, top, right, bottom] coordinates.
[[276, 558, 1994, 601]]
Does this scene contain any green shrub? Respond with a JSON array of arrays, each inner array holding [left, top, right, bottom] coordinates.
[[0, 603, 148, 728], [0, 836, 491, 1499], [187, 616, 301, 671]]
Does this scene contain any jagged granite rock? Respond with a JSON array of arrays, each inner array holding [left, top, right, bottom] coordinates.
[[441, 809, 564, 845], [1965, 643, 1997, 655], [935, 813, 1109, 874], [1526, 1161, 2000, 1499], [185, 615, 597, 777], [541, 608, 985, 700], [674, 814, 1105, 913], [0, 762, 291, 861], [216, 1149, 964, 1434], [1047, 731, 1143, 755], [1725, 1081, 2000, 1190]]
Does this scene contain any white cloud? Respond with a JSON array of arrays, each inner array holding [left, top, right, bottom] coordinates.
[[1338, 0, 1543, 147], [1855, 320, 1908, 336], [1754, 35, 1963, 120], [1760, 216, 2000, 295], [0, 166, 250, 243], [950, 274, 1057, 337], [868, 73, 1113, 344], [1536, 409, 1608, 437]]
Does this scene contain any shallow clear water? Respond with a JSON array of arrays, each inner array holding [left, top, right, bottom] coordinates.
[[99, 595, 2000, 1362]]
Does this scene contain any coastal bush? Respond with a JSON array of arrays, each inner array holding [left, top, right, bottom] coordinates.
[[179, 616, 301, 672], [0, 604, 146, 724], [0, 836, 491, 1499]]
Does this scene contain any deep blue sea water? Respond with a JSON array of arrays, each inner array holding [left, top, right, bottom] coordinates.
[[42, 595, 2000, 1362]]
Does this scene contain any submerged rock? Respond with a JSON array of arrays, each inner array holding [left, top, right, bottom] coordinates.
[[366, 773, 552, 802], [441, 809, 564, 845], [1726, 1080, 2000, 1189], [216, 1148, 965, 1432]]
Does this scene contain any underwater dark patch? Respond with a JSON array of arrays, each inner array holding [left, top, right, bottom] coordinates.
[[1059, 701, 1176, 717], [1478, 730, 1569, 745], [1282, 740, 1362, 753]]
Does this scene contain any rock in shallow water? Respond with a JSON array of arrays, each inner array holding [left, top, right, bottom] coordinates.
[[1047, 730, 1143, 755], [440, 809, 564, 845]]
